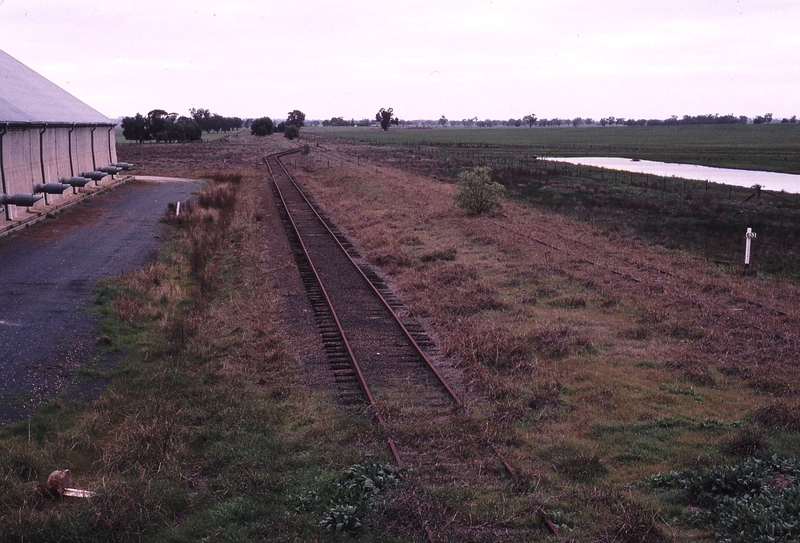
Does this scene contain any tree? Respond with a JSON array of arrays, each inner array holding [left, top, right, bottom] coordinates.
[[147, 109, 175, 136], [438, 115, 448, 127], [375, 107, 399, 131], [284, 124, 300, 140], [323, 117, 352, 127], [190, 108, 211, 131], [523, 113, 537, 128], [121, 113, 149, 143], [753, 113, 773, 124], [286, 110, 306, 128], [250, 117, 274, 136], [453, 166, 505, 216], [122, 111, 200, 143]]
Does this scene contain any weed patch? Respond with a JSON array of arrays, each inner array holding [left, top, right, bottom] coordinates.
[[647, 454, 800, 543], [313, 463, 403, 534]]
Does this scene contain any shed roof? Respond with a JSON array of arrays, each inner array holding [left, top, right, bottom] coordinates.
[[0, 49, 114, 126]]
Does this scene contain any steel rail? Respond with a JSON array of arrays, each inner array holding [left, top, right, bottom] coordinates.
[[270, 151, 462, 406], [264, 152, 403, 467]]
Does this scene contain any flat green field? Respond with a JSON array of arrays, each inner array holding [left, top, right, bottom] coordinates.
[[309, 124, 800, 174]]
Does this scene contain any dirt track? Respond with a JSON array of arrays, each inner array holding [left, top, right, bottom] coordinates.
[[0, 178, 201, 426]]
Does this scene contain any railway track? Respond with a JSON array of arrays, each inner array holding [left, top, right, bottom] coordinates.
[[264, 151, 460, 462], [265, 150, 566, 541]]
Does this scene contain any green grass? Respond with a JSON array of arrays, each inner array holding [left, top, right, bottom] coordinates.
[[310, 123, 800, 173]]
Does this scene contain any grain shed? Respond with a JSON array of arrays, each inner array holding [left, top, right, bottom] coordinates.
[[0, 48, 121, 221]]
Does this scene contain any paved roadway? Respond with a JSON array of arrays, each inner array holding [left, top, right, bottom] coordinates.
[[0, 179, 201, 426]]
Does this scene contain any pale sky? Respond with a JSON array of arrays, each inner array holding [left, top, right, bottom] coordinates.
[[1, 0, 798, 122]]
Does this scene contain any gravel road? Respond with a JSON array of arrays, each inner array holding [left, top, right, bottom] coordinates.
[[0, 178, 202, 426]]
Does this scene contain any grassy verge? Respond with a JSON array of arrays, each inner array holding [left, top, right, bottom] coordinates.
[[0, 166, 411, 542]]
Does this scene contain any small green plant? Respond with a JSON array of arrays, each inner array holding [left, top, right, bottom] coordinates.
[[659, 383, 703, 402], [301, 463, 402, 534], [319, 504, 365, 532], [646, 454, 800, 542], [453, 166, 504, 215]]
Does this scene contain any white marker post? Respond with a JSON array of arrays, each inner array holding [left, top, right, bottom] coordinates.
[[744, 227, 757, 267]]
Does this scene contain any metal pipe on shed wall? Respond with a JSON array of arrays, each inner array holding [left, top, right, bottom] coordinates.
[[107, 126, 113, 165], [67, 124, 75, 176], [39, 126, 49, 205], [68, 125, 76, 193], [0, 124, 10, 220], [90, 126, 96, 171]]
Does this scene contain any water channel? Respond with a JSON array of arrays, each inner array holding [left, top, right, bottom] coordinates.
[[547, 157, 800, 194]]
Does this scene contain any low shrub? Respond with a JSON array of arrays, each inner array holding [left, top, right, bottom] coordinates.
[[453, 166, 505, 216], [284, 125, 300, 140]]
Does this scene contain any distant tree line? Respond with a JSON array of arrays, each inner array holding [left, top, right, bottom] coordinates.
[[121, 108, 243, 143], [322, 117, 354, 127], [307, 111, 797, 130], [189, 108, 244, 133], [392, 112, 797, 128]]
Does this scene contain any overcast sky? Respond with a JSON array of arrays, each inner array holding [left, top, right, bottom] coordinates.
[[1, 0, 798, 122]]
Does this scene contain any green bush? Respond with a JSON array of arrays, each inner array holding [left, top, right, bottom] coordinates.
[[453, 166, 504, 215], [284, 124, 300, 140]]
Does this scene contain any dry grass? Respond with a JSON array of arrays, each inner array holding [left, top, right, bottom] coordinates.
[[753, 400, 800, 431]]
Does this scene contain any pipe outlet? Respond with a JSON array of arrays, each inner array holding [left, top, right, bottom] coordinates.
[[80, 171, 108, 181], [59, 177, 92, 188], [34, 183, 71, 194], [0, 193, 44, 206]]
